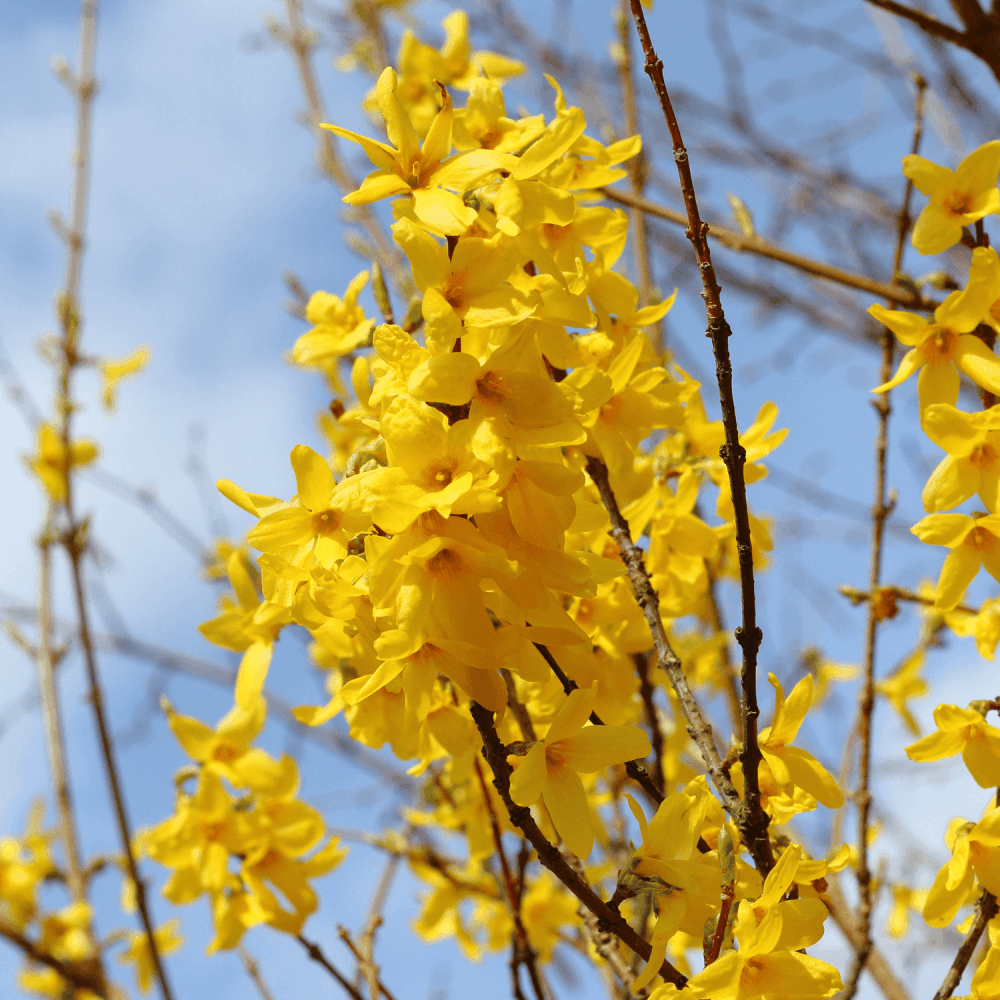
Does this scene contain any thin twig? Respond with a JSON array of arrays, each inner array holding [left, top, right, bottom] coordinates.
[[48, 3, 174, 997], [472, 757, 546, 1000], [501, 668, 538, 742], [632, 652, 665, 795], [0, 919, 106, 997], [823, 878, 912, 1000], [599, 186, 937, 311], [238, 945, 277, 1000], [703, 885, 735, 966], [469, 701, 688, 988], [842, 74, 925, 1000], [35, 536, 99, 963], [337, 926, 397, 1000], [281, 0, 404, 289], [863, 0, 970, 48], [533, 641, 662, 805], [585, 458, 771, 873], [931, 890, 998, 1000], [614, 0, 659, 349], [625, 0, 773, 875], [298, 934, 366, 1000]]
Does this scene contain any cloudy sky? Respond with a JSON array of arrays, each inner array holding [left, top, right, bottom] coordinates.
[[1, 0, 998, 997]]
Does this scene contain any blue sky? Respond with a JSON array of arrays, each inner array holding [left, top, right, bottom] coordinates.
[[2, 0, 999, 997]]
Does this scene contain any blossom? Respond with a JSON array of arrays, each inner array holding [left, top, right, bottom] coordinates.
[[922, 403, 1000, 513], [116, 920, 183, 994], [684, 901, 842, 999], [755, 673, 844, 809], [26, 423, 98, 502], [98, 344, 149, 411], [911, 512, 1000, 610], [906, 703, 1000, 787], [323, 68, 513, 235], [508, 683, 651, 858], [875, 649, 928, 736], [903, 141, 1000, 255], [868, 281, 997, 415], [923, 809, 1000, 927]]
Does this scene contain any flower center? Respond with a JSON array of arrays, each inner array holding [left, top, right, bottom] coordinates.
[[919, 327, 958, 364], [425, 548, 463, 579], [475, 370, 507, 404], [966, 525, 995, 552], [970, 442, 999, 470], [213, 744, 239, 764], [946, 191, 973, 216], [312, 508, 343, 536]]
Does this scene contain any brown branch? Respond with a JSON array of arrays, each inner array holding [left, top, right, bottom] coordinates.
[[501, 668, 538, 742], [238, 945, 277, 1000], [823, 878, 912, 1000], [337, 926, 397, 1000], [614, 0, 660, 349], [35, 535, 100, 969], [297, 935, 366, 1000], [280, 0, 405, 291], [578, 904, 643, 998], [533, 641, 663, 805], [625, 0, 772, 875], [46, 3, 175, 998], [0, 919, 107, 997], [469, 700, 688, 988], [584, 457, 771, 874], [703, 886, 735, 966], [842, 74, 925, 1000], [863, 0, 971, 47], [932, 890, 998, 1000], [472, 757, 546, 1000], [632, 652, 665, 795], [599, 186, 937, 311]]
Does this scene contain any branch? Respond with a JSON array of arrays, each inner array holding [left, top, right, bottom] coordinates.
[[842, 74, 925, 1000], [626, 0, 772, 873], [823, 878, 912, 1000], [238, 945, 277, 1000], [864, 0, 970, 47], [533, 641, 663, 804], [632, 652, 666, 795], [932, 890, 998, 1000], [297, 935, 366, 1000], [279, 0, 406, 292], [585, 457, 771, 873], [47, 3, 174, 998], [0, 919, 106, 997], [599, 186, 937, 311], [469, 701, 688, 988]]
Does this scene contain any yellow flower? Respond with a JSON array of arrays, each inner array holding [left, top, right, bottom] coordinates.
[[508, 683, 651, 858], [392, 218, 536, 352], [26, 423, 98, 502], [756, 673, 844, 809], [290, 272, 374, 388], [875, 649, 928, 736], [886, 883, 927, 939], [923, 809, 1000, 927], [323, 68, 514, 235], [912, 512, 1000, 610], [116, 919, 183, 994], [685, 901, 842, 999], [98, 344, 149, 411], [868, 281, 997, 415], [947, 596, 1000, 659], [922, 403, 1000, 513], [245, 445, 371, 566], [903, 141, 1000, 255], [161, 696, 287, 794], [452, 77, 545, 153], [906, 703, 1000, 787]]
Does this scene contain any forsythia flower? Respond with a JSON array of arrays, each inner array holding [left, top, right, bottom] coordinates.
[[904, 141, 1000, 255], [117, 920, 183, 994], [869, 280, 999, 416], [922, 403, 1000, 513], [912, 512, 1000, 610], [27, 423, 98, 502], [906, 703, 1000, 787], [755, 673, 844, 809], [508, 683, 651, 858], [98, 344, 150, 411]]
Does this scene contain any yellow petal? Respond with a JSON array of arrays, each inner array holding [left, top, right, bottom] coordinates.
[[542, 765, 593, 858], [235, 640, 273, 710], [509, 741, 547, 806], [558, 725, 652, 773]]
